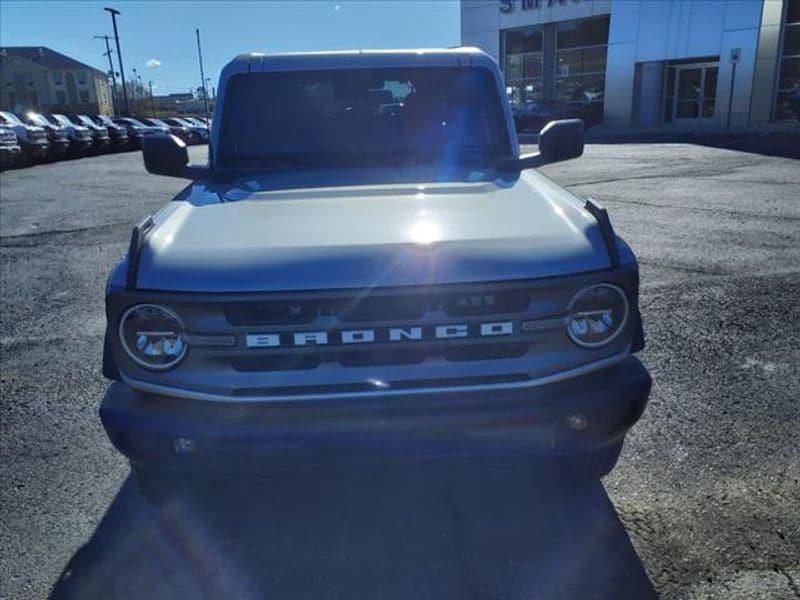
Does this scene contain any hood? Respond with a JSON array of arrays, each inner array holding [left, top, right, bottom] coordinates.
[[135, 171, 611, 292]]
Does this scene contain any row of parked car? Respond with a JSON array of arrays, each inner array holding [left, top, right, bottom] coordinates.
[[0, 111, 210, 170]]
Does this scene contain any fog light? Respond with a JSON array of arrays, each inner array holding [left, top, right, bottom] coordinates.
[[172, 437, 196, 455], [566, 414, 589, 431]]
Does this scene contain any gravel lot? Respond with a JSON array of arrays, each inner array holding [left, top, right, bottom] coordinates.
[[2, 140, 799, 599]]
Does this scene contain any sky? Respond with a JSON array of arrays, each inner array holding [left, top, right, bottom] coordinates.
[[1, 1, 460, 96]]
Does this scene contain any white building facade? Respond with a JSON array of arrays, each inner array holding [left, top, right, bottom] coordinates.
[[461, 0, 800, 129]]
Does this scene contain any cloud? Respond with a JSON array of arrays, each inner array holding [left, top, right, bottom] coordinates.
[[145, 59, 162, 68]]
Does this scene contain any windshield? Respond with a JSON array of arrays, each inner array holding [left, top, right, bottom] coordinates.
[[218, 66, 511, 170], [77, 115, 95, 127], [144, 118, 168, 128], [0, 112, 24, 125], [26, 113, 49, 126], [96, 115, 113, 125], [120, 118, 147, 127], [52, 114, 72, 126]]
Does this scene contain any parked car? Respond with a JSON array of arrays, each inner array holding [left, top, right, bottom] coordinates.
[[512, 100, 599, 132], [76, 114, 129, 151], [46, 114, 93, 156], [140, 117, 194, 144], [63, 114, 111, 154], [0, 111, 49, 164], [0, 125, 21, 170], [161, 117, 207, 144], [183, 116, 209, 129], [100, 48, 650, 503], [23, 112, 70, 160], [114, 117, 169, 149], [91, 115, 134, 150]]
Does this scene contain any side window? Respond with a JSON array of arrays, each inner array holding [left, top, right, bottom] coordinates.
[[303, 81, 336, 117], [53, 72, 64, 85], [77, 71, 87, 85]]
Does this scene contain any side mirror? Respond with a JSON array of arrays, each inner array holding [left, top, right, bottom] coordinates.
[[537, 119, 584, 164], [499, 119, 585, 172], [142, 134, 190, 177]]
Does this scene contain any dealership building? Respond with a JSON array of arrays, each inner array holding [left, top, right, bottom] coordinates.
[[461, 0, 800, 129]]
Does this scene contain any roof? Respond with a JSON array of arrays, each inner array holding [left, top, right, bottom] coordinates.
[[0, 46, 106, 77], [224, 47, 497, 74]]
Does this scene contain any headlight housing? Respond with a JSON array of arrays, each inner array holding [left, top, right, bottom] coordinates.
[[119, 304, 187, 370], [566, 284, 629, 348]]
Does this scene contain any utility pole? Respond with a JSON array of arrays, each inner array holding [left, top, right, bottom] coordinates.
[[94, 34, 118, 115], [196, 29, 210, 123], [132, 68, 139, 114], [104, 7, 130, 116], [148, 81, 156, 118], [196, 28, 213, 161]]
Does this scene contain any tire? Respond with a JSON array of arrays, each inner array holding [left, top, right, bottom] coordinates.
[[554, 440, 624, 481]]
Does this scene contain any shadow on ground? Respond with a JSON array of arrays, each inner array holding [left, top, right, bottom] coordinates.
[[50, 461, 655, 599]]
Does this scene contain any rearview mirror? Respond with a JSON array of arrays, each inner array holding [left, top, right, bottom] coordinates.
[[142, 134, 191, 178], [499, 119, 585, 172]]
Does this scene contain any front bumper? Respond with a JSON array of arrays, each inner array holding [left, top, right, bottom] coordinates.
[[23, 141, 49, 158], [101, 357, 651, 474], [48, 140, 70, 156], [69, 138, 92, 152], [0, 145, 21, 165]]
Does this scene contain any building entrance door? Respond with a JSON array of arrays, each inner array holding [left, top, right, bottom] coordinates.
[[672, 63, 718, 122]]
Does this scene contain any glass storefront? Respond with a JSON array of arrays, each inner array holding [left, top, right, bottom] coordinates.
[[503, 26, 543, 109], [663, 60, 719, 123], [555, 17, 609, 112], [775, 0, 800, 120], [501, 16, 609, 123]]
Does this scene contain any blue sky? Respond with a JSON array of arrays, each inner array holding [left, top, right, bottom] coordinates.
[[1, 1, 460, 96]]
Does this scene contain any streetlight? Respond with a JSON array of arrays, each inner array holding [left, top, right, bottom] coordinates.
[[103, 7, 130, 116]]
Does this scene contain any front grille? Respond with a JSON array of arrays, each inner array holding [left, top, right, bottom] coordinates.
[[210, 284, 568, 372]]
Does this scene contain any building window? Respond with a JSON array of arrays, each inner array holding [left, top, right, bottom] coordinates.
[[56, 91, 66, 104], [503, 26, 543, 108], [53, 71, 63, 85], [79, 90, 90, 103], [775, 0, 800, 120], [77, 71, 87, 85], [555, 16, 610, 122]]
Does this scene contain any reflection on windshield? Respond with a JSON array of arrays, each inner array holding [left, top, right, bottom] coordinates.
[[218, 66, 511, 171]]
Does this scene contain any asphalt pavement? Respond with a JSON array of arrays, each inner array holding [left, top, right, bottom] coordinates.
[[1, 140, 799, 599]]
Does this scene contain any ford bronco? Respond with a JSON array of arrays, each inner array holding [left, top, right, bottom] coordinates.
[[99, 48, 650, 499]]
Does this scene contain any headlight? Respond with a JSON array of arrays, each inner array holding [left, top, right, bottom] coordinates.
[[119, 304, 187, 369], [566, 284, 629, 348]]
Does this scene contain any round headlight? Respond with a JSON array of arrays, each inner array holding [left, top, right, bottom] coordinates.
[[566, 284, 629, 348], [119, 304, 187, 370]]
